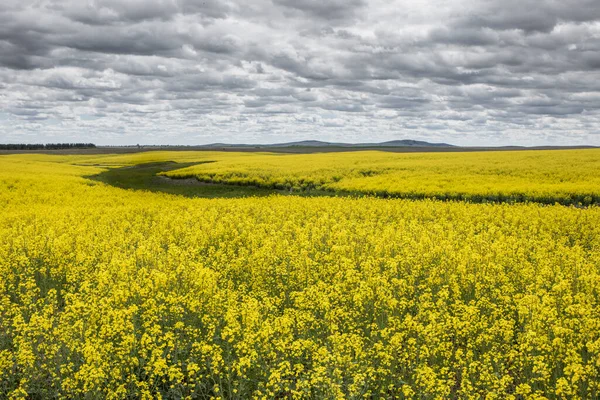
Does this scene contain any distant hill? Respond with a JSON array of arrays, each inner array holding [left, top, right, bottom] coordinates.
[[203, 139, 455, 148], [370, 140, 453, 148]]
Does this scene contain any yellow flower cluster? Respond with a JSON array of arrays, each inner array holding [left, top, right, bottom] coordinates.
[[162, 149, 600, 204], [1, 153, 600, 399]]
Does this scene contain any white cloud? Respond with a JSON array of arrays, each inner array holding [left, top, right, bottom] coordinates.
[[0, 0, 599, 145]]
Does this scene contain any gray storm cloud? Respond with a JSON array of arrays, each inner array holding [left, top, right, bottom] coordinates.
[[0, 0, 599, 145]]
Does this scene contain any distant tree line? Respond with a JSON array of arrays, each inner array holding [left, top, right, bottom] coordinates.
[[0, 143, 96, 150]]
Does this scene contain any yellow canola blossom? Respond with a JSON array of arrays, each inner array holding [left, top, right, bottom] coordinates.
[[0, 153, 600, 399]]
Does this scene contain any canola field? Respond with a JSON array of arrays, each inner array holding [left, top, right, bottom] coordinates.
[[163, 149, 600, 205], [1, 150, 600, 399]]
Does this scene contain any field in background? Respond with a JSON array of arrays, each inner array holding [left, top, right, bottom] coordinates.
[[1, 151, 600, 398], [8, 148, 599, 204]]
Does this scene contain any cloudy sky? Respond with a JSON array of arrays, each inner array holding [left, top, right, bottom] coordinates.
[[1, 0, 600, 146]]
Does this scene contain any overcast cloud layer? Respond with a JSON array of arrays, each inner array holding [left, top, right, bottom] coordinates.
[[1, 0, 600, 145]]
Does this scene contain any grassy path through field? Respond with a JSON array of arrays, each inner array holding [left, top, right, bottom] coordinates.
[[87, 162, 339, 198], [87, 162, 281, 198]]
